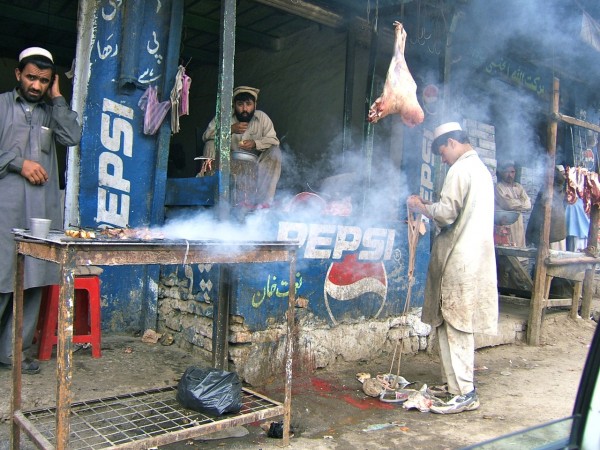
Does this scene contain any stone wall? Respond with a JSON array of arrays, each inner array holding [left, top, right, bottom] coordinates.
[[157, 270, 431, 385]]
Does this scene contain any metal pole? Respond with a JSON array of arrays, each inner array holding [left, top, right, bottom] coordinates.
[[282, 250, 297, 446], [215, 0, 237, 221], [361, 14, 378, 216], [342, 27, 356, 161]]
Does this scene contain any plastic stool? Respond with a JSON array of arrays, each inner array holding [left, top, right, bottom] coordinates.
[[37, 274, 102, 360]]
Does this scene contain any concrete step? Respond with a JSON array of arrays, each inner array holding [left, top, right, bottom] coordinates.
[[475, 299, 528, 348]]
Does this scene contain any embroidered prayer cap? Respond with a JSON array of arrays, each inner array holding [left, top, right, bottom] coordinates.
[[233, 86, 259, 102], [431, 121, 462, 155], [19, 47, 53, 63]]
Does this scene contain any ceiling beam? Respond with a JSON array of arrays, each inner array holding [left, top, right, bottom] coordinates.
[[184, 12, 287, 51], [0, 3, 76, 30], [252, 0, 344, 28]]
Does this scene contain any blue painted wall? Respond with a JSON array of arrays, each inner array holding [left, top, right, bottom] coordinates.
[[78, 0, 182, 330], [166, 218, 429, 330]]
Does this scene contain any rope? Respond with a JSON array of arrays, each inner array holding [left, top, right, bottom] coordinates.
[[388, 206, 422, 384]]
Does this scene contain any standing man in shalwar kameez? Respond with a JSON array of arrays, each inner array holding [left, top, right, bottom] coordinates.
[[407, 121, 498, 414], [0, 47, 81, 374]]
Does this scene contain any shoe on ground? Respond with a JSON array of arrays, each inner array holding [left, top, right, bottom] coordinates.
[[427, 383, 449, 397], [430, 389, 479, 414], [0, 357, 40, 375]]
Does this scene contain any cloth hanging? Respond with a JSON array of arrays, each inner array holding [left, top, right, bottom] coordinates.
[[138, 85, 171, 135], [170, 65, 191, 133]]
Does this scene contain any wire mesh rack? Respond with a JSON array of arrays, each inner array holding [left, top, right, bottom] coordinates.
[[21, 386, 283, 449]]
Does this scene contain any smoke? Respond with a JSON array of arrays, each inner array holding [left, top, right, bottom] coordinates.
[[441, 0, 600, 180]]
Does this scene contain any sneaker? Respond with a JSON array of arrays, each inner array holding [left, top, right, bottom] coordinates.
[[427, 383, 449, 397], [0, 357, 40, 375], [430, 389, 479, 414]]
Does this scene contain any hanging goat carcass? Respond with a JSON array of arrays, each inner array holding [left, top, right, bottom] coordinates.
[[367, 21, 425, 127]]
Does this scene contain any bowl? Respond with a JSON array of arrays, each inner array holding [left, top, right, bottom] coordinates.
[[494, 210, 519, 225], [231, 150, 258, 162]]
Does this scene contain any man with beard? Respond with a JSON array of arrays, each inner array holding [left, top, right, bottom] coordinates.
[[494, 161, 531, 247], [0, 47, 81, 374], [202, 86, 281, 205]]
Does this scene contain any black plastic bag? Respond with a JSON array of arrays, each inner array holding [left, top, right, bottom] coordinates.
[[176, 366, 242, 415]]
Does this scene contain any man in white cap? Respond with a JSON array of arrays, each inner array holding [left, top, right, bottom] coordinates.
[[201, 86, 282, 206], [494, 160, 531, 247], [0, 47, 81, 374], [407, 121, 498, 413]]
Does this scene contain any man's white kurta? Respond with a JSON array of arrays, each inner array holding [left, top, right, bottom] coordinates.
[[423, 150, 498, 335]]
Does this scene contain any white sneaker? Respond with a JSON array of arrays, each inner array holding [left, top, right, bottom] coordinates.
[[430, 389, 479, 414]]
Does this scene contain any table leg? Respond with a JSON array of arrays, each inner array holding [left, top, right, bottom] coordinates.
[[570, 281, 582, 319], [10, 252, 25, 449], [283, 251, 296, 446], [581, 268, 594, 320], [55, 261, 76, 449]]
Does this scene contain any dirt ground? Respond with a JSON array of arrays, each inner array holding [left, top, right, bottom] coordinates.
[[0, 305, 597, 450]]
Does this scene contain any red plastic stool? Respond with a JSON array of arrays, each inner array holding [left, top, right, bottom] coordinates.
[[37, 269, 102, 360]]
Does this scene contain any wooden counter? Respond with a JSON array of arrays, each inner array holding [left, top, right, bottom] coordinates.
[[495, 245, 599, 320]]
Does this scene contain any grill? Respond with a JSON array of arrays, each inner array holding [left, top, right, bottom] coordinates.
[[11, 230, 297, 448], [19, 386, 282, 449]]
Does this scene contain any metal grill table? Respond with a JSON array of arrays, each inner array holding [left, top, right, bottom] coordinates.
[[19, 387, 282, 449], [10, 232, 297, 449]]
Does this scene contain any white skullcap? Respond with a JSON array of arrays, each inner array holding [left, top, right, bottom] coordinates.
[[233, 86, 259, 101], [19, 47, 53, 63], [431, 122, 463, 154]]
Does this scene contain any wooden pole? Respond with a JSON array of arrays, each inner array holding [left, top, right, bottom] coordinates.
[[527, 77, 560, 346], [581, 268, 595, 319]]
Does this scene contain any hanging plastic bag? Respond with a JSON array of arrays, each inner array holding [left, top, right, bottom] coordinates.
[[176, 366, 242, 415]]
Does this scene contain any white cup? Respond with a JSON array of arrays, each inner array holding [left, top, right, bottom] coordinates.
[[29, 218, 52, 239]]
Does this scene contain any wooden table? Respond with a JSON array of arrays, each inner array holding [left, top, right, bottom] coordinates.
[[10, 232, 297, 449], [495, 245, 598, 318]]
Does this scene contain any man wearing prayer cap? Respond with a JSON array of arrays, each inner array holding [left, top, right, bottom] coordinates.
[[0, 47, 82, 375], [407, 121, 498, 414], [494, 160, 531, 247], [201, 85, 281, 206]]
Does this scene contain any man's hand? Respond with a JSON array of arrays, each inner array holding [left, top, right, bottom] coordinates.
[[21, 160, 48, 185], [238, 139, 256, 151], [407, 195, 431, 218], [231, 122, 248, 134], [47, 74, 62, 100]]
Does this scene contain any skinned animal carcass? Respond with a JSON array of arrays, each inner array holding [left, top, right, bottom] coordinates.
[[367, 21, 425, 127]]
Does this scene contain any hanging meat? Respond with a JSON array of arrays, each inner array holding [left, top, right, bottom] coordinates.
[[367, 21, 425, 127]]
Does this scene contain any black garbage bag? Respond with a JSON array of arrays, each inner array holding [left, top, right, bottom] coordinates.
[[176, 366, 242, 415]]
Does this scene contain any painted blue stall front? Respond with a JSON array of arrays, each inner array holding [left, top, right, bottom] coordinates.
[[77, 1, 182, 330], [168, 216, 429, 330]]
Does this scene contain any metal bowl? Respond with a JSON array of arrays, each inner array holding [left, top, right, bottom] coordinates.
[[231, 150, 258, 162], [494, 210, 520, 225]]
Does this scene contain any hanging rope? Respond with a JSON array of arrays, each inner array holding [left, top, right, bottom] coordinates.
[[386, 206, 423, 387]]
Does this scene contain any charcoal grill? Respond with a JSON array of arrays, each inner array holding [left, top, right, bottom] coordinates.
[[10, 230, 298, 449]]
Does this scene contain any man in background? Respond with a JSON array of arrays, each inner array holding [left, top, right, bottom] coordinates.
[[202, 86, 281, 206], [494, 161, 531, 247], [0, 47, 82, 374], [407, 121, 498, 414]]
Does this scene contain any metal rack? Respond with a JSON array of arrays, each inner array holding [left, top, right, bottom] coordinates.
[[20, 386, 282, 449], [10, 232, 297, 449]]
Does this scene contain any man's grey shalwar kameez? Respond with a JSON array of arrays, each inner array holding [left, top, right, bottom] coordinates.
[[0, 89, 81, 363]]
